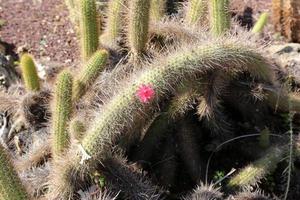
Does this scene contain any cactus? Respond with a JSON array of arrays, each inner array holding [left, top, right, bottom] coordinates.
[[52, 71, 73, 157], [227, 146, 286, 189], [20, 53, 40, 92], [150, 0, 166, 22], [0, 144, 29, 200], [101, 0, 124, 49], [69, 118, 86, 141], [252, 12, 269, 33], [185, 0, 207, 25], [128, 0, 151, 57], [183, 183, 222, 200], [209, 0, 231, 36], [72, 50, 109, 101], [79, 0, 100, 61], [81, 42, 273, 160]]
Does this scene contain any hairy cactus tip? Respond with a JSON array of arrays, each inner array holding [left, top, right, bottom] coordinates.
[[20, 53, 40, 92]]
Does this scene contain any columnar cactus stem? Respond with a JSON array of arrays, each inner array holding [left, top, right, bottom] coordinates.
[[227, 146, 286, 188], [209, 0, 231, 35], [101, 0, 125, 49], [0, 144, 29, 200], [79, 0, 100, 61], [252, 12, 269, 33], [52, 71, 73, 157], [72, 50, 109, 101], [150, 0, 166, 22], [128, 0, 151, 57], [185, 0, 207, 25], [20, 53, 40, 92]]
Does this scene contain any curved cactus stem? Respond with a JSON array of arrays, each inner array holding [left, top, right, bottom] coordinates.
[[0, 144, 29, 200], [52, 71, 73, 158], [72, 50, 109, 101], [20, 53, 40, 92], [81, 42, 274, 160]]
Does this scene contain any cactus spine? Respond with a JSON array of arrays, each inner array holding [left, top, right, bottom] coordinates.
[[20, 53, 40, 92], [79, 0, 100, 61], [185, 0, 207, 25], [81, 42, 273, 160], [252, 12, 269, 33], [128, 0, 151, 57], [210, 0, 231, 35], [52, 71, 73, 157], [0, 145, 29, 200], [72, 50, 109, 101], [101, 0, 124, 49], [150, 0, 166, 22]]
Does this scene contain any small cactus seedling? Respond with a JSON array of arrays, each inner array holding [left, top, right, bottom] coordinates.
[[128, 0, 151, 57], [0, 144, 29, 200], [72, 50, 109, 101], [185, 0, 207, 25], [252, 12, 269, 33], [209, 0, 231, 36], [20, 53, 40, 92], [52, 71, 73, 157], [78, 0, 100, 61]]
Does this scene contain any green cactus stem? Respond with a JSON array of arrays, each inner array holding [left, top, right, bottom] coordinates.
[[128, 0, 151, 57], [20, 53, 40, 92], [69, 118, 86, 141], [185, 0, 207, 25], [79, 0, 100, 61], [210, 0, 231, 36], [150, 0, 166, 22], [0, 144, 29, 200], [252, 12, 269, 33], [72, 50, 109, 101], [227, 146, 286, 189], [81, 42, 274, 160], [101, 0, 124, 49], [52, 71, 73, 157]]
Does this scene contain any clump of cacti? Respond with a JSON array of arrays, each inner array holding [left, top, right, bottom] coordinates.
[[1, 0, 300, 199], [20, 53, 40, 92]]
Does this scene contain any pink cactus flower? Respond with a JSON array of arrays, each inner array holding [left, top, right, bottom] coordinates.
[[136, 84, 155, 103]]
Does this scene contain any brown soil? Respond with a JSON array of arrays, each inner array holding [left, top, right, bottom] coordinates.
[[0, 0, 79, 65]]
